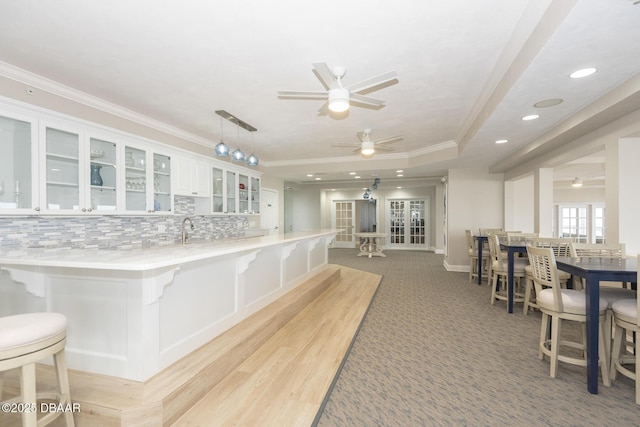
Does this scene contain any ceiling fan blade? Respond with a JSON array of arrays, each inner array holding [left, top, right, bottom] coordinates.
[[312, 62, 339, 90], [374, 145, 395, 152], [350, 93, 386, 107], [332, 143, 361, 148], [277, 90, 328, 99], [375, 136, 404, 145], [346, 71, 398, 94], [316, 101, 330, 115]]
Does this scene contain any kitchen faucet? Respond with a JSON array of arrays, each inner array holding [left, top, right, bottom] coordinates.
[[181, 217, 195, 244]]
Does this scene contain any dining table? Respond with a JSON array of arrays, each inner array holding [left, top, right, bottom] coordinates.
[[499, 240, 534, 313], [555, 256, 638, 395], [473, 235, 488, 285]]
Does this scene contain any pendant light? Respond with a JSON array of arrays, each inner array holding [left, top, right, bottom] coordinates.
[[231, 123, 245, 162], [246, 132, 259, 167], [214, 116, 230, 157]]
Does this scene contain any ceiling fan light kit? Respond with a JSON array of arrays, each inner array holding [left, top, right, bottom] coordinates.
[[360, 140, 375, 156], [328, 88, 350, 112]]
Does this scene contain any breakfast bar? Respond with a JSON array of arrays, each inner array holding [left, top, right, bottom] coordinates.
[[0, 230, 337, 381]]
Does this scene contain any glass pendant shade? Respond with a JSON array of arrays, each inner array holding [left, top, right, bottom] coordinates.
[[231, 148, 245, 162], [215, 141, 230, 157], [246, 153, 259, 167]]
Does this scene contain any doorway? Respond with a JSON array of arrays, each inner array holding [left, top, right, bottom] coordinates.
[[331, 200, 355, 248], [260, 188, 279, 234], [386, 198, 429, 249]]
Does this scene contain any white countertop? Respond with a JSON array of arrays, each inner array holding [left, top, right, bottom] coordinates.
[[0, 230, 338, 271]]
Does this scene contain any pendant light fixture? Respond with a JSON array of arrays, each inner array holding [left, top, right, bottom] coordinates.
[[231, 123, 245, 162], [246, 133, 259, 167], [214, 115, 230, 157]]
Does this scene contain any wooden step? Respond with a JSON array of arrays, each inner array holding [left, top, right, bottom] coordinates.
[[1, 264, 380, 427]]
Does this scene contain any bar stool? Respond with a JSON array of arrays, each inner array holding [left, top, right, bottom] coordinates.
[[0, 312, 75, 427]]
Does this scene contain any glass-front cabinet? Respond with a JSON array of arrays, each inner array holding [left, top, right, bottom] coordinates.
[[89, 137, 117, 212], [153, 153, 171, 212], [43, 125, 83, 212], [250, 176, 260, 214], [226, 170, 237, 214], [212, 166, 224, 214], [239, 174, 249, 214], [0, 112, 37, 212]]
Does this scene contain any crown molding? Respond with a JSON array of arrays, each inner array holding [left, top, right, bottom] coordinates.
[[0, 61, 214, 148]]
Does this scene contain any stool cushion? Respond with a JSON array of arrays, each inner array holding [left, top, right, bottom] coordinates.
[[600, 288, 636, 308], [612, 298, 638, 319], [538, 289, 607, 313], [0, 313, 67, 354]]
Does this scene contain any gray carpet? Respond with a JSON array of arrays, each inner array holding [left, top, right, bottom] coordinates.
[[316, 249, 639, 426]]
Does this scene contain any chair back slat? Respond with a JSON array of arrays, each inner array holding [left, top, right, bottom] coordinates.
[[526, 246, 563, 312], [532, 237, 575, 257], [506, 232, 539, 243], [570, 242, 626, 259]]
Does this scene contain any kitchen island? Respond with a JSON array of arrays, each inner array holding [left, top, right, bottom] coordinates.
[[0, 230, 337, 381]]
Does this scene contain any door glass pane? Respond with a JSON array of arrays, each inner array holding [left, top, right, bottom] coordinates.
[[0, 115, 32, 209], [334, 202, 353, 243], [251, 177, 260, 214], [226, 171, 236, 213], [153, 153, 171, 212], [212, 167, 223, 213], [90, 138, 117, 211], [46, 127, 79, 210], [239, 174, 249, 214], [125, 146, 147, 211], [409, 200, 426, 245], [390, 200, 405, 244]]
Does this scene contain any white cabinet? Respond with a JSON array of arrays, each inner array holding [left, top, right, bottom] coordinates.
[[211, 165, 260, 215], [0, 111, 39, 213], [174, 156, 211, 197], [124, 146, 172, 213]]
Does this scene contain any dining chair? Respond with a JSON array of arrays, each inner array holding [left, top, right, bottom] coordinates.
[[523, 237, 574, 315], [488, 234, 527, 306], [506, 232, 539, 244], [526, 246, 610, 386], [466, 230, 489, 283], [609, 254, 640, 404]]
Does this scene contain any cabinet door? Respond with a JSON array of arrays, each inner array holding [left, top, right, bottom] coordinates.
[[89, 137, 118, 212], [124, 145, 148, 212], [0, 113, 38, 212], [226, 170, 236, 213], [250, 176, 260, 214], [212, 166, 224, 213], [193, 161, 211, 197], [238, 174, 249, 214], [152, 153, 171, 212], [42, 125, 84, 212]]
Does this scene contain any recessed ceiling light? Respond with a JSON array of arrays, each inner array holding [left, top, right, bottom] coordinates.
[[349, 172, 356, 175], [569, 68, 597, 79], [534, 98, 563, 108], [397, 174, 404, 177], [354, 176, 361, 179], [397, 186, 402, 189], [495, 139, 508, 144], [522, 114, 540, 121], [315, 177, 322, 181], [306, 174, 313, 177], [396, 170, 403, 173]]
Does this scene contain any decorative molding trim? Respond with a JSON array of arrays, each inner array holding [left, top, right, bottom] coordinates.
[[1, 267, 46, 297], [237, 250, 260, 275], [143, 267, 181, 305], [281, 242, 299, 260]]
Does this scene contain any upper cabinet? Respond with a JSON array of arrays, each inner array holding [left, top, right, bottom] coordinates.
[[211, 165, 260, 215], [173, 156, 210, 198], [0, 111, 38, 212]]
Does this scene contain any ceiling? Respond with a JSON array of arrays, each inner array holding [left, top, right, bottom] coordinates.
[[0, 0, 639, 190]]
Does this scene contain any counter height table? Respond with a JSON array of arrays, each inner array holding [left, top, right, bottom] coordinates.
[[473, 235, 488, 285], [555, 256, 638, 395], [499, 240, 534, 313]]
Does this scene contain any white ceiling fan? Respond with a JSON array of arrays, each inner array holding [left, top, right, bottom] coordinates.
[[277, 63, 398, 114], [332, 129, 403, 157]]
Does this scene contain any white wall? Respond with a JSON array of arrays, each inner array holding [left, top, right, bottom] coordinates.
[[445, 168, 504, 271], [505, 174, 534, 232]]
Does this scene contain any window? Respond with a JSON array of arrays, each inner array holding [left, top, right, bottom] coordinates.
[[556, 204, 605, 243]]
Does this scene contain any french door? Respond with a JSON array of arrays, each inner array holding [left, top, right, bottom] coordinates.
[[331, 200, 355, 248], [387, 198, 429, 249]]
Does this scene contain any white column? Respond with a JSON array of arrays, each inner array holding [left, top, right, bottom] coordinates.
[[534, 168, 554, 236], [606, 137, 640, 255]]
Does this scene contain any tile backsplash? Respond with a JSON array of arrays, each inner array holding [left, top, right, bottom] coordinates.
[[0, 196, 249, 250]]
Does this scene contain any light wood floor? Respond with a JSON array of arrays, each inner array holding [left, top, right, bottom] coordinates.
[[0, 265, 381, 427], [172, 266, 381, 426]]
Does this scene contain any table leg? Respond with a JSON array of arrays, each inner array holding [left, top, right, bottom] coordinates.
[[507, 249, 514, 313], [477, 241, 483, 285], [585, 274, 599, 394]]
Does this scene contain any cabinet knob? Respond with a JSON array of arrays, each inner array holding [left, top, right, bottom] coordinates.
[[192, 192, 197, 195], [34, 207, 40, 212], [82, 208, 87, 212], [148, 210, 154, 213], [87, 208, 93, 212]]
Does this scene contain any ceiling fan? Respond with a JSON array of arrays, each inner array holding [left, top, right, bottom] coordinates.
[[332, 129, 403, 157], [277, 63, 398, 114]]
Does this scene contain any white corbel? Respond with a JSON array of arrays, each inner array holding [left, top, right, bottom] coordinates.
[[281, 242, 299, 260], [142, 266, 181, 305], [237, 250, 260, 275], [1, 267, 46, 297]]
